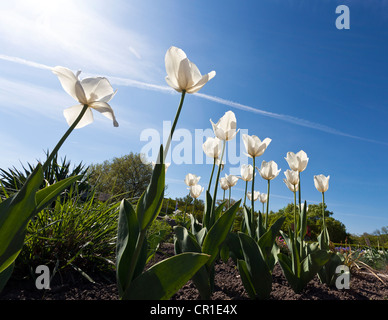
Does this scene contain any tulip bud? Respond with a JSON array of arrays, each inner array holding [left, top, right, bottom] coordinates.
[[210, 111, 239, 141], [259, 160, 281, 181], [314, 174, 330, 193], [242, 134, 271, 158], [184, 173, 201, 187]]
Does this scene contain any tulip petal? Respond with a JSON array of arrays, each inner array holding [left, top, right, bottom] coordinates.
[[90, 101, 119, 127], [165, 76, 182, 92], [63, 104, 94, 129], [186, 70, 215, 94], [81, 77, 115, 102], [165, 47, 187, 89], [52, 66, 85, 102]]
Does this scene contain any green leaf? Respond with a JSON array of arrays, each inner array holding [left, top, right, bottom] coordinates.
[[238, 232, 272, 299], [0, 262, 14, 293], [277, 252, 299, 292], [136, 146, 165, 231], [202, 200, 241, 267], [35, 175, 81, 212], [258, 216, 285, 262], [299, 201, 308, 240], [236, 259, 256, 299], [0, 164, 43, 272], [122, 252, 210, 300], [203, 190, 212, 230], [242, 205, 253, 237], [173, 226, 211, 299], [300, 249, 330, 289], [116, 199, 147, 296]]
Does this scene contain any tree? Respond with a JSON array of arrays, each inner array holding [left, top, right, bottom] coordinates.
[[268, 203, 349, 242], [88, 152, 153, 199]]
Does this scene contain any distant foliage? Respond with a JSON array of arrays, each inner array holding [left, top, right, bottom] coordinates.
[[88, 152, 153, 200]]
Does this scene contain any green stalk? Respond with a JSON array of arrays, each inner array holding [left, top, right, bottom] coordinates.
[[223, 189, 226, 202], [207, 158, 216, 193], [126, 229, 147, 288], [210, 140, 226, 227], [243, 180, 248, 207], [228, 188, 231, 208], [42, 104, 89, 172], [251, 156, 256, 228], [293, 190, 297, 238], [298, 172, 301, 214], [183, 193, 189, 224], [322, 192, 325, 225], [164, 91, 186, 162], [265, 179, 270, 230]]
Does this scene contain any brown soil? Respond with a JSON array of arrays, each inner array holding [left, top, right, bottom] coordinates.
[[1, 242, 387, 301]]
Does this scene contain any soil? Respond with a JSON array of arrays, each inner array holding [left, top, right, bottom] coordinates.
[[1, 242, 387, 301]]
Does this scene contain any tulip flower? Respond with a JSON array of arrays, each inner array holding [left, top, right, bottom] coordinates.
[[314, 174, 330, 230], [202, 137, 222, 159], [242, 134, 271, 158], [314, 174, 330, 193], [52, 66, 118, 129], [210, 111, 238, 141], [239, 164, 254, 182], [203, 136, 222, 192], [259, 160, 281, 228], [285, 150, 309, 173], [285, 150, 309, 214], [224, 174, 239, 188], [259, 193, 267, 214], [284, 169, 299, 186], [220, 177, 229, 191], [184, 173, 201, 187], [247, 191, 260, 202], [163, 46, 215, 161], [283, 178, 299, 193], [165, 46, 216, 94], [242, 134, 270, 230], [189, 184, 204, 199], [259, 161, 281, 181], [239, 164, 254, 207]]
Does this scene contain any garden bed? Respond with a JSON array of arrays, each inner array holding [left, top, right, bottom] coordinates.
[[1, 243, 387, 301]]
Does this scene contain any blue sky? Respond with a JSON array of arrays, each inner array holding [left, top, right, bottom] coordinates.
[[0, 0, 387, 235]]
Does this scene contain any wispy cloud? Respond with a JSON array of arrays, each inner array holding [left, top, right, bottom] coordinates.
[[1, 53, 387, 147]]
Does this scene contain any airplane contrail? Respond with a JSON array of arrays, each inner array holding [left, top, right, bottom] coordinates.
[[1, 53, 387, 146]]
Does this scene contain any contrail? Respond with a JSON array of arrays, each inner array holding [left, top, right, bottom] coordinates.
[[1, 53, 386, 146]]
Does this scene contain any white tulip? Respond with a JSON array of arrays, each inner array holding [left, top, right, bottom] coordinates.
[[259, 193, 267, 204], [189, 184, 204, 199], [202, 136, 222, 159], [165, 46, 216, 94], [314, 174, 330, 193], [210, 111, 239, 141], [239, 164, 254, 182], [283, 178, 299, 192], [242, 134, 271, 158], [247, 191, 260, 202], [52, 66, 118, 129], [259, 160, 281, 181], [224, 174, 239, 188], [184, 173, 201, 187], [285, 150, 309, 172], [220, 177, 229, 190], [284, 169, 300, 186]]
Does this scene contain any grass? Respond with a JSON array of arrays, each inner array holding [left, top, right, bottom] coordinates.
[[14, 186, 120, 281]]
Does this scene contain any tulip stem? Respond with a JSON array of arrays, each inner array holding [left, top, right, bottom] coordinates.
[[243, 180, 248, 207], [293, 190, 297, 237], [322, 192, 326, 229], [126, 229, 146, 290], [164, 91, 186, 162], [210, 140, 226, 228], [228, 188, 231, 208], [251, 156, 256, 229], [207, 158, 216, 193], [42, 104, 89, 172], [298, 172, 301, 214], [265, 179, 270, 230]]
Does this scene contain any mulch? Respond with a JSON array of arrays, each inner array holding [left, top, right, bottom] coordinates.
[[1, 242, 387, 301]]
